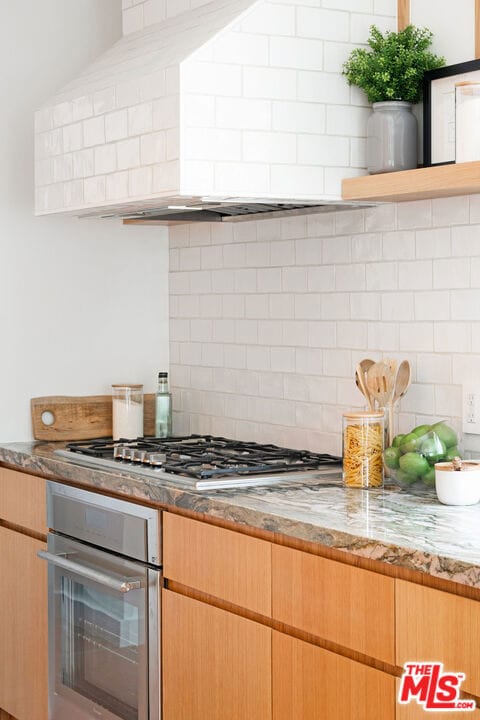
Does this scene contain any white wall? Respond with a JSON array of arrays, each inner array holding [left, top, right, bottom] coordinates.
[[169, 196, 480, 457], [0, 0, 169, 441]]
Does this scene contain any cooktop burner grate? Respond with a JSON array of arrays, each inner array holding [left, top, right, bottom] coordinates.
[[65, 435, 341, 480]]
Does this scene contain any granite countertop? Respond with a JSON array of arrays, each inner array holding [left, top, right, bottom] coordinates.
[[1, 441, 480, 589]]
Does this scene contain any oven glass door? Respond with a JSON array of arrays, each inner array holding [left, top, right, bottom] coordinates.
[[44, 534, 157, 720]]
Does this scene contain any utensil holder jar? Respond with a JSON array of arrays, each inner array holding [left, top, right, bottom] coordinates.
[[343, 411, 384, 489]]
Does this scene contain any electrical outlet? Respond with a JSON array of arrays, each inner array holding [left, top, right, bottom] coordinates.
[[462, 385, 480, 434]]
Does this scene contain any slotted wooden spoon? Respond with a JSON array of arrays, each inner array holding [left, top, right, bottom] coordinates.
[[355, 358, 375, 410], [366, 359, 397, 410]]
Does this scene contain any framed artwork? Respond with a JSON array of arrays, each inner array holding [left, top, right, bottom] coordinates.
[[423, 59, 480, 166], [397, 0, 480, 166]]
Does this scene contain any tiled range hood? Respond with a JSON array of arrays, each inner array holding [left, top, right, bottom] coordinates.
[[34, 0, 396, 220]]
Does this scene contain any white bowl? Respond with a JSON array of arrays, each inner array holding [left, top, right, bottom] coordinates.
[[435, 461, 480, 506]]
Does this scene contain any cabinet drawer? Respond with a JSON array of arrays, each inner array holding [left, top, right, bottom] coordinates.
[[396, 579, 480, 697], [163, 513, 271, 615], [272, 544, 395, 664], [163, 590, 271, 720], [273, 631, 395, 720], [0, 468, 46, 535]]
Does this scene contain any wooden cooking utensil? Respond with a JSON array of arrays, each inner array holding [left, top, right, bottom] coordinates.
[[31, 394, 155, 441], [355, 361, 374, 410], [366, 360, 397, 409], [366, 359, 397, 448], [355, 358, 375, 409], [392, 360, 411, 405], [385, 360, 411, 445]]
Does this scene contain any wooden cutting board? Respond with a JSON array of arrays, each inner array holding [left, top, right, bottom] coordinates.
[[31, 394, 155, 441]]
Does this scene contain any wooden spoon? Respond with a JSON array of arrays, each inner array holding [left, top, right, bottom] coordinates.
[[386, 360, 411, 445], [355, 358, 375, 410], [392, 360, 411, 405], [355, 364, 373, 410], [366, 359, 397, 410]]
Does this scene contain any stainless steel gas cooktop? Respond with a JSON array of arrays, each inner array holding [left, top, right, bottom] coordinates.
[[55, 435, 342, 490]]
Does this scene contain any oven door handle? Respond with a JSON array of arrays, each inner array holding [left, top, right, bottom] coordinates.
[[37, 550, 143, 593]]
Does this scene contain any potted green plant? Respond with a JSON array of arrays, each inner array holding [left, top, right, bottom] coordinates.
[[343, 25, 444, 174]]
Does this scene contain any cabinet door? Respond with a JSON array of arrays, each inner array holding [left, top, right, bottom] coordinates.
[[272, 544, 395, 663], [0, 469, 46, 534], [273, 631, 395, 720], [0, 527, 48, 720], [163, 513, 271, 615], [396, 580, 480, 697], [162, 590, 271, 720]]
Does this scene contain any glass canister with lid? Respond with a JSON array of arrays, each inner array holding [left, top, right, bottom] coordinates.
[[112, 384, 144, 441], [343, 411, 384, 489]]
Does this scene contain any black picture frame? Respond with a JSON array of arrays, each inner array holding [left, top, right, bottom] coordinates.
[[424, 58, 480, 167]]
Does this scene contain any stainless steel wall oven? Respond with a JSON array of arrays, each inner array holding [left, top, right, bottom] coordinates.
[[38, 482, 162, 720]]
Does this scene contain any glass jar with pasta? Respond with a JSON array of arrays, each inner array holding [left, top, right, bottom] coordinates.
[[343, 411, 384, 489]]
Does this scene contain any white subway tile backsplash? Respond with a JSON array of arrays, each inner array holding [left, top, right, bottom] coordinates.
[[296, 238, 323, 266], [415, 227, 451, 259], [351, 233, 382, 262], [83, 116, 105, 147], [433, 323, 471, 353], [381, 292, 414, 321], [432, 196, 469, 226], [350, 12, 395, 43], [117, 138, 140, 169], [400, 384, 435, 415], [367, 322, 398, 351], [271, 37, 324, 71], [272, 101, 325, 134], [323, 235, 351, 264], [95, 145, 117, 175], [337, 320, 367, 349], [382, 230, 415, 260], [414, 291, 450, 321], [366, 262, 398, 291], [433, 258, 470, 289], [297, 7, 350, 41], [294, 294, 321, 319], [282, 267, 308, 292], [326, 106, 370, 137], [350, 290, 381, 320], [399, 323, 434, 352], [298, 72, 350, 105], [296, 348, 323, 375], [451, 290, 480, 321], [397, 200, 432, 230], [105, 110, 128, 143], [451, 224, 480, 257], [321, 292, 350, 319], [335, 263, 365, 291]]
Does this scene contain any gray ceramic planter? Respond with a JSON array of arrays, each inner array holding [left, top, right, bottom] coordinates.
[[367, 101, 417, 174]]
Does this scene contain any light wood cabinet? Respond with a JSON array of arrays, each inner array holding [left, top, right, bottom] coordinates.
[[396, 579, 480, 697], [0, 468, 46, 534], [0, 526, 48, 720], [162, 589, 272, 720], [272, 544, 395, 663], [163, 512, 271, 615], [273, 631, 395, 720]]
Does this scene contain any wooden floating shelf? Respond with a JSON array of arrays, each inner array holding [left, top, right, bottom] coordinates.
[[342, 161, 480, 203]]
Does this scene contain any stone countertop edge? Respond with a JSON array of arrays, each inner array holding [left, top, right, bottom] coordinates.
[[1, 442, 480, 590]]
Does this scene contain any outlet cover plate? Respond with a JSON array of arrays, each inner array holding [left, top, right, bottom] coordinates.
[[462, 384, 480, 435]]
